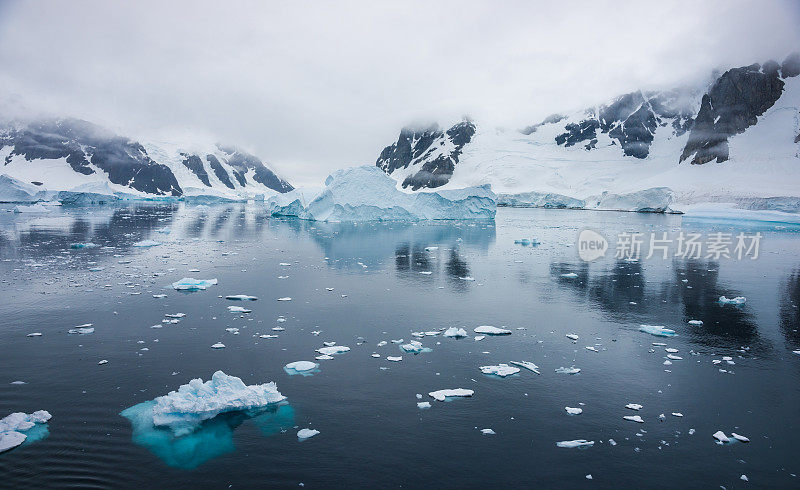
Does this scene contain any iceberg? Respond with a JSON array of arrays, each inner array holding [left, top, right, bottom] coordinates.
[[479, 364, 521, 377], [172, 278, 218, 291], [297, 428, 320, 441], [0, 410, 52, 453], [428, 389, 474, 402], [267, 166, 496, 222], [0, 174, 46, 203], [639, 325, 677, 337], [584, 187, 675, 213], [473, 325, 511, 335], [497, 191, 585, 209]]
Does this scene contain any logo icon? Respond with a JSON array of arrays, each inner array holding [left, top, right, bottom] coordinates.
[[577, 229, 608, 262]]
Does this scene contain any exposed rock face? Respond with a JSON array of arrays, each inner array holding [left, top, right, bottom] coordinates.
[[680, 63, 788, 165], [554, 89, 695, 158], [520, 114, 566, 135], [376, 120, 475, 190], [1, 118, 182, 195], [217, 145, 294, 193]]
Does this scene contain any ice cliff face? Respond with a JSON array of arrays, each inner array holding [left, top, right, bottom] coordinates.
[[0, 117, 293, 198]]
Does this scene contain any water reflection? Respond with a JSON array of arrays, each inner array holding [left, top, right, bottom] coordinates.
[[781, 269, 800, 348]]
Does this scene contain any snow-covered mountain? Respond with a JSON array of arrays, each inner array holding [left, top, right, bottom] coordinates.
[[0, 117, 293, 200], [376, 54, 800, 212]]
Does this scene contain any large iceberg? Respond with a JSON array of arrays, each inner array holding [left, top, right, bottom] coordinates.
[[56, 181, 123, 205], [0, 410, 52, 453], [584, 187, 676, 213], [497, 191, 585, 209], [128, 371, 287, 437], [0, 174, 45, 203], [267, 166, 496, 221]]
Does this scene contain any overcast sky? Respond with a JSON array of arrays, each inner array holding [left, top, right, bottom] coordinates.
[[1, 0, 798, 185]]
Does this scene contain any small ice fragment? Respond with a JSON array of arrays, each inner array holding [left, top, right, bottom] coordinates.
[[210, 342, 226, 349], [556, 439, 593, 448], [315, 355, 334, 360], [172, 278, 217, 291], [98, 360, 108, 365], [624, 415, 644, 423], [560, 273, 578, 278], [671, 412, 683, 417], [400, 341, 425, 353], [386, 356, 402, 362], [712, 430, 730, 443], [428, 389, 474, 402], [688, 320, 703, 325], [509, 360, 540, 375], [719, 296, 746, 305], [566, 334, 579, 341], [731, 432, 750, 443], [608, 439, 617, 446], [474, 335, 486, 341], [626, 404, 643, 411], [27, 333, 42, 337], [473, 326, 511, 335], [479, 364, 520, 377], [316, 346, 350, 356], [227, 306, 251, 314], [417, 402, 431, 409], [586, 346, 598, 352], [284, 361, 319, 375], [165, 313, 186, 318], [639, 325, 677, 337], [688, 428, 695, 435], [555, 366, 580, 374], [226, 294, 258, 301], [666, 354, 683, 360], [371, 353, 380, 358], [741, 475, 749, 482], [443, 327, 468, 338], [68, 324, 94, 334], [277, 297, 292, 301], [480, 428, 495, 435], [565, 407, 583, 415], [259, 334, 278, 339], [297, 428, 320, 441]]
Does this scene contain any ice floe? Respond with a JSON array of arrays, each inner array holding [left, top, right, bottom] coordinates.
[[473, 326, 511, 335], [0, 410, 52, 453], [509, 360, 540, 374], [227, 306, 251, 313], [172, 278, 218, 291], [479, 364, 521, 377], [565, 407, 583, 415], [443, 327, 468, 338], [316, 345, 350, 356], [284, 361, 319, 376], [639, 325, 677, 337], [429, 389, 474, 402], [555, 366, 580, 374], [719, 296, 746, 305], [68, 324, 94, 334], [556, 439, 594, 448], [297, 428, 319, 441], [225, 294, 258, 301], [624, 415, 644, 423]]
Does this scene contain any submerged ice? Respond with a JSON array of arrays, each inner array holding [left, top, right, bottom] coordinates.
[[0, 410, 52, 453]]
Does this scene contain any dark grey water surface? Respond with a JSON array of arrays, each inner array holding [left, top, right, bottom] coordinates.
[[1, 204, 799, 488]]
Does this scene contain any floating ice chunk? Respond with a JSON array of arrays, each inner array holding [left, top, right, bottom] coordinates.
[[210, 343, 226, 349], [585, 346, 598, 352], [713, 430, 730, 443], [479, 364, 520, 377], [666, 354, 683, 360], [672, 412, 683, 417], [565, 334, 579, 341], [556, 439, 594, 448], [639, 325, 677, 337], [731, 432, 750, 443], [425, 246, 439, 251], [741, 475, 748, 482], [555, 366, 580, 374], [665, 348, 679, 353], [315, 355, 334, 360], [68, 324, 94, 334], [225, 328, 239, 334], [473, 326, 511, 335], [98, 360, 108, 365], [509, 360, 540, 375], [284, 361, 319, 376], [626, 404, 643, 411], [0, 410, 52, 453], [172, 278, 218, 291], [387, 356, 402, 362], [688, 320, 703, 326], [624, 415, 644, 423], [560, 273, 578, 279], [226, 294, 258, 301], [135, 371, 286, 437], [608, 439, 617, 446], [133, 240, 161, 247], [417, 402, 431, 409], [793, 350, 800, 355], [27, 332, 42, 337], [227, 306, 252, 314], [13, 203, 51, 213], [480, 429, 496, 435], [277, 297, 292, 302], [719, 296, 746, 305], [259, 334, 278, 339], [316, 345, 350, 356], [474, 335, 485, 341], [153, 294, 167, 298], [401, 341, 427, 353], [429, 389, 474, 401], [443, 327, 468, 338], [565, 407, 583, 415], [297, 428, 319, 441], [165, 313, 186, 319], [69, 242, 98, 249]]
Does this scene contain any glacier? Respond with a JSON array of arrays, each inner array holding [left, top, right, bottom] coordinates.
[[0, 174, 46, 203], [267, 166, 496, 222]]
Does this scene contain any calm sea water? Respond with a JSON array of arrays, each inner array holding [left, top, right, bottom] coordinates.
[[0, 204, 799, 488]]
